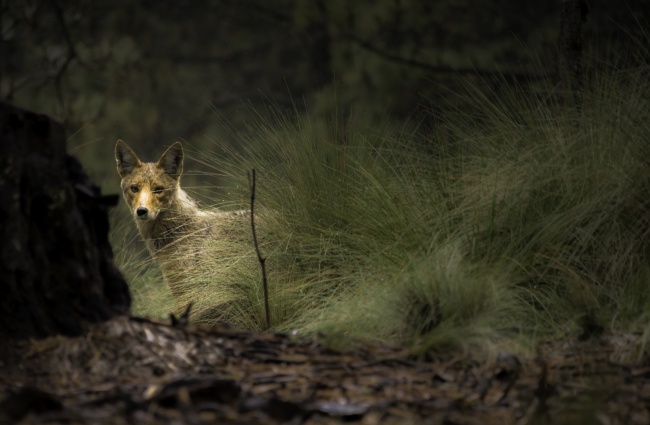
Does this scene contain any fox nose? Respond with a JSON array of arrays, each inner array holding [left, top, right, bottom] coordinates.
[[136, 207, 148, 217]]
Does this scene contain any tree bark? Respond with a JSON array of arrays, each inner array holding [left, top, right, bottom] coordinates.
[[557, 0, 589, 104], [0, 102, 130, 340]]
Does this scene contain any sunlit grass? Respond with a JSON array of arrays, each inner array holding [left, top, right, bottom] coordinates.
[[110, 209, 174, 320], [112, 56, 650, 355]]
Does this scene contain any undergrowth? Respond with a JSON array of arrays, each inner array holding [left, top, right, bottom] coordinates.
[[114, 57, 650, 356]]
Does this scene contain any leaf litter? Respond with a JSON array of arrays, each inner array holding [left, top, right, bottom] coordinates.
[[0, 316, 649, 424]]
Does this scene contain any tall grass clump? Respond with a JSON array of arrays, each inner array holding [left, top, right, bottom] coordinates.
[[117, 55, 650, 353], [201, 110, 525, 351], [185, 113, 460, 332], [440, 62, 650, 344]]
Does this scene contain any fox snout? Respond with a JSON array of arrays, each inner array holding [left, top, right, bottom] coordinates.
[[135, 205, 155, 220], [133, 204, 157, 221], [131, 190, 160, 221]]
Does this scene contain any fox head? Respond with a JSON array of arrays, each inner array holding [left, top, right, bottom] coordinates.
[[115, 140, 184, 222]]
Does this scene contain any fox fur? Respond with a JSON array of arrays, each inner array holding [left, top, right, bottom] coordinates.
[[114, 140, 249, 299]]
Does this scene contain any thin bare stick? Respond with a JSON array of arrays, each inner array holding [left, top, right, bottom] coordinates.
[[248, 169, 270, 329]]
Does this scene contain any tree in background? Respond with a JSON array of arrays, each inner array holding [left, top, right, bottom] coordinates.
[[0, 0, 646, 176], [557, 0, 589, 106]]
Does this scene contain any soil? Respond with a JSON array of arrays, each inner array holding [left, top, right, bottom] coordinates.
[[1, 316, 649, 424]]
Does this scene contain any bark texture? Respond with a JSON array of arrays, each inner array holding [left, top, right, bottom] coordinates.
[[0, 102, 130, 339]]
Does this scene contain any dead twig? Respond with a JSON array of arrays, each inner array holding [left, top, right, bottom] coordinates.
[[248, 169, 270, 329]]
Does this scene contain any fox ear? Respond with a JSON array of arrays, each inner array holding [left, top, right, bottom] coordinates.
[[157, 141, 184, 180], [115, 139, 142, 178]]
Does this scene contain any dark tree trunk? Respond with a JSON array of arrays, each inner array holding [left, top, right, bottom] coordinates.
[[0, 102, 130, 340], [557, 0, 589, 105]]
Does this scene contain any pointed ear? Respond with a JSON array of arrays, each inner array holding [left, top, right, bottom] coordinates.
[[115, 139, 142, 178], [156, 141, 184, 179]]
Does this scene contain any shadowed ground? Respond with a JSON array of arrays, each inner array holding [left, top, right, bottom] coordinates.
[[1, 316, 648, 424]]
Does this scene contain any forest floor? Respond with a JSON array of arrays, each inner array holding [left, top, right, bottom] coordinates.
[[0, 316, 649, 425]]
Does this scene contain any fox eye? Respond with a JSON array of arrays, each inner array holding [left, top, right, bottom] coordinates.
[[130, 185, 139, 193], [153, 186, 165, 194]]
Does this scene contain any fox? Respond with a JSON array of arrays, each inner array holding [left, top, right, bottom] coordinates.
[[114, 140, 250, 301]]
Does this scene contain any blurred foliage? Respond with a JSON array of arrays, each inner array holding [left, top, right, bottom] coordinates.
[[0, 0, 647, 183]]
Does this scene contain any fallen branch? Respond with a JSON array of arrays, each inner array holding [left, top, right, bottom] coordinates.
[[248, 169, 270, 329]]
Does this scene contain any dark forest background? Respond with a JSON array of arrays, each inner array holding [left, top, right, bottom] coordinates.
[[1, 0, 648, 183]]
